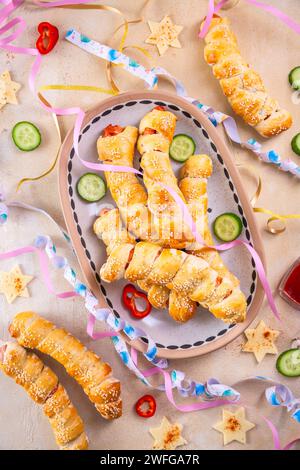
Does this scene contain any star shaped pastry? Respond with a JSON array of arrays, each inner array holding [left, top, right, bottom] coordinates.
[[0, 265, 33, 304], [150, 416, 187, 450], [242, 320, 280, 363], [145, 16, 183, 56], [0, 71, 21, 110], [213, 408, 255, 446]]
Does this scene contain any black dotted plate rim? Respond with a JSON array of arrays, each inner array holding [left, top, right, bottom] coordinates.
[[67, 99, 257, 351]]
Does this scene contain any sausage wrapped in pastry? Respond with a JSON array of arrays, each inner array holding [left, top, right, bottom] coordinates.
[[94, 208, 196, 321], [138, 107, 193, 248], [97, 125, 153, 241], [0, 341, 88, 450], [9, 312, 122, 420], [179, 154, 239, 286], [201, 16, 292, 137], [99, 232, 246, 323]]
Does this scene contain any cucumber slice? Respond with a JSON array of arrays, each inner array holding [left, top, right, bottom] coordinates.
[[213, 212, 243, 242], [291, 133, 300, 156], [169, 134, 196, 163], [276, 349, 300, 377], [76, 173, 106, 202], [12, 121, 41, 151], [289, 66, 300, 90]]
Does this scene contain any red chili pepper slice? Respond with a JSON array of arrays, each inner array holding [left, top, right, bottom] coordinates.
[[154, 105, 165, 111], [122, 284, 152, 319], [103, 124, 124, 137], [36, 22, 59, 55], [135, 394, 156, 418]]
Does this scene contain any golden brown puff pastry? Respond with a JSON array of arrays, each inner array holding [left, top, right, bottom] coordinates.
[[97, 126, 153, 241], [97, 125, 173, 246], [168, 291, 196, 323], [129, 251, 197, 321], [179, 154, 240, 286], [100, 238, 246, 323], [94, 209, 196, 321], [139, 107, 177, 143], [201, 16, 292, 137], [138, 109, 193, 248], [147, 249, 187, 286], [100, 243, 136, 282], [125, 242, 162, 283], [93, 208, 135, 256], [137, 132, 170, 155], [94, 209, 170, 310], [97, 126, 138, 164], [147, 284, 170, 310], [95, 203, 245, 323], [0, 342, 88, 450], [9, 312, 122, 420]]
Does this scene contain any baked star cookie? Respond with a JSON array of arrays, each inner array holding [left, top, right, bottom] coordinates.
[[242, 320, 280, 363], [145, 16, 183, 56], [0, 71, 21, 110], [150, 416, 187, 450], [0, 265, 33, 304], [213, 408, 255, 445]]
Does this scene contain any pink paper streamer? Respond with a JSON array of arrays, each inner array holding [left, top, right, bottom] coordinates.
[[157, 183, 281, 321], [0, 245, 76, 299], [199, 0, 300, 38], [92, 161, 280, 320], [87, 312, 120, 339], [263, 417, 300, 450], [130, 347, 229, 412]]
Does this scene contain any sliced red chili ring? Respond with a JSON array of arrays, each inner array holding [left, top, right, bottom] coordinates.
[[36, 22, 59, 55], [154, 105, 165, 111], [122, 284, 152, 319], [135, 394, 156, 418]]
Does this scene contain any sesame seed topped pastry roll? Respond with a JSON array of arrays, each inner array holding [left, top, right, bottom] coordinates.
[[179, 154, 239, 286], [97, 125, 154, 241], [201, 16, 292, 137], [94, 208, 169, 309], [99, 236, 246, 323], [94, 208, 196, 320], [138, 106, 193, 248], [9, 312, 122, 420], [0, 341, 88, 450]]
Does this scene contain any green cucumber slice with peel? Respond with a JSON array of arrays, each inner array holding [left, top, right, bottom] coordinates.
[[289, 66, 300, 90], [169, 134, 196, 163], [213, 212, 243, 242], [76, 173, 106, 203], [12, 121, 41, 151], [276, 349, 300, 377]]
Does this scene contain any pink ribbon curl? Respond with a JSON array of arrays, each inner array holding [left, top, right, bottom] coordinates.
[[130, 348, 234, 412], [199, 0, 300, 38], [0, 245, 77, 299], [263, 417, 300, 451], [87, 313, 120, 339]]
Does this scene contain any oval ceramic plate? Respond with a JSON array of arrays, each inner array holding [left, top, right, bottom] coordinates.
[[59, 90, 265, 359]]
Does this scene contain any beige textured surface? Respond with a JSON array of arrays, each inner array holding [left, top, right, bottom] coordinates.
[[0, 0, 300, 450]]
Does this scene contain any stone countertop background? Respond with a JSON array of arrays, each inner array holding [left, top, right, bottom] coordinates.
[[0, 0, 300, 450]]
